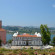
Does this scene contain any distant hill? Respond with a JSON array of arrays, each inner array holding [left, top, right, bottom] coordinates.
[[2, 26, 55, 34], [2, 26, 40, 34]]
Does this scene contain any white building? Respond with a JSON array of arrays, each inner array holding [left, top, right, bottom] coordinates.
[[12, 32, 42, 46]]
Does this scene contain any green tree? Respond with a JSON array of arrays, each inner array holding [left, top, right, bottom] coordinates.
[[40, 24, 51, 45], [0, 39, 2, 46], [52, 37, 55, 45], [8, 40, 12, 43]]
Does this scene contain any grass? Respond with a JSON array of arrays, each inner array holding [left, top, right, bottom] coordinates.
[[0, 47, 55, 55]]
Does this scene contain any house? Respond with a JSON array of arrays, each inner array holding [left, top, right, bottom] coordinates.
[[12, 32, 42, 46], [0, 20, 6, 44]]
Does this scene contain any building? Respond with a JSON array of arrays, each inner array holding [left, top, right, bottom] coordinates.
[[0, 21, 6, 44], [12, 32, 42, 46]]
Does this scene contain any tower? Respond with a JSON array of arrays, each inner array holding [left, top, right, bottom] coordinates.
[[0, 20, 6, 44]]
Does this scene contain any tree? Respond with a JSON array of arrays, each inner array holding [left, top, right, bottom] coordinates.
[[8, 40, 12, 43], [52, 37, 55, 45], [40, 24, 51, 45], [0, 39, 2, 46]]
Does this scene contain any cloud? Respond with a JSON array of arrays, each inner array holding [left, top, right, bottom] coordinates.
[[52, 4, 55, 8]]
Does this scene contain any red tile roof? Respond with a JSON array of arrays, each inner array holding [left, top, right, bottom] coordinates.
[[17, 33, 37, 37], [0, 28, 6, 31]]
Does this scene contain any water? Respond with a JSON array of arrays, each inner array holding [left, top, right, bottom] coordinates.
[[6, 33, 13, 41], [51, 34, 55, 40], [6, 33, 55, 41]]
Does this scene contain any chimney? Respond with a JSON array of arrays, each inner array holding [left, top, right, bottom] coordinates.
[[0, 20, 2, 29]]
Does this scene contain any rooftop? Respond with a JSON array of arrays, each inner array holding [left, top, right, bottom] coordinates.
[[0, 28, 6, 31], [13, 32, 41, 37], [17, 33, 37, 37]]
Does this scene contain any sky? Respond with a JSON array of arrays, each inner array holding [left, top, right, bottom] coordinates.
[[0, 0, 55, 27]]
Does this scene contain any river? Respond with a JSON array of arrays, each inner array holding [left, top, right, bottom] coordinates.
[[6, 33, 55, 41]]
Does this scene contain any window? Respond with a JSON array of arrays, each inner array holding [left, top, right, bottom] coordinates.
[[23, 37, 25, 40], [17, 37, 18, 40], [36, 38, 37, 40], [24, 42, 25, 44], [19, 37, 21, 40], [34, 41, 35, 44], [29, 41, 31, 44], [19, 41, 21, 45]]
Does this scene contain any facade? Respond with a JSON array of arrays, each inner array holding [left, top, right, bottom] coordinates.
[[0, 21, 6, 44], [12, 32, 42, 46]]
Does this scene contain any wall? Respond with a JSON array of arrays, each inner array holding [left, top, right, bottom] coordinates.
[[12, 37, 42, 46], [0, 31, 6, 44]]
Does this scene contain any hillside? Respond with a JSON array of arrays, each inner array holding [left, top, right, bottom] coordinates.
[[2, 26, 55, 34]]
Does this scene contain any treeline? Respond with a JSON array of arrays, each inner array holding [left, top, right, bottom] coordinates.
[[2, 26, 55, 34], [2, 26, 40, 34], [2, 26, 19, 31]]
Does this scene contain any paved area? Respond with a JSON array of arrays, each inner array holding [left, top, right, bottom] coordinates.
[[11, 46, 41, 49], [2, 44, 53, 49]]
